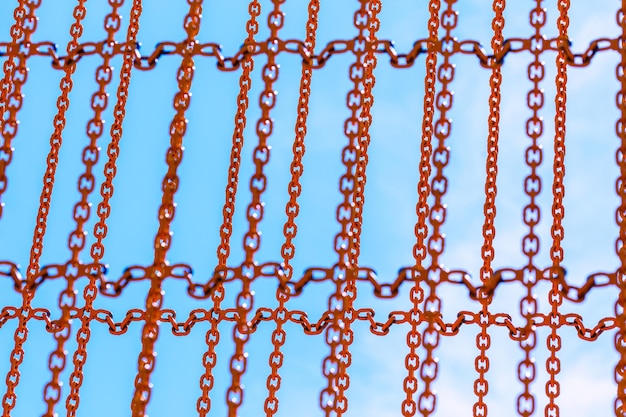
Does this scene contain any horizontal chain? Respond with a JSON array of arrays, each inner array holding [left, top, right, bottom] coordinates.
[[0, 35, 620, 71]]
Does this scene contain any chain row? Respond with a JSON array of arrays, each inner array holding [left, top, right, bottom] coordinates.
[[0, 260, 619, 304], [0, 34, 620, 75], [0, 304, 615, 342]]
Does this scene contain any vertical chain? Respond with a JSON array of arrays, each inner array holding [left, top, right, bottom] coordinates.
[[264, 2, 320, 415], [66, 1, 134, 415], [198, 3, 260, 414], [320, 1, 370, 415], [131, 1, 202, 415], [279, 0, 319, 281], [0, 0, 39, 221], [225, 1, 283, 415], [517, 3, 546, 416], [615, 3, 626, 416], [474, 1, 504, 416], [1, 2, 40, 413], [404, 2, 440, 414], [28, 0, 88, 280], [402, 0, 441, 416], [418, 0, 450, 416], [545, 2, 569, 416], [37, 0, 93, 417]]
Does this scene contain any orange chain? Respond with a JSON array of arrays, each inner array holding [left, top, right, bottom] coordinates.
[[546, 1, 570, 416], [263, 1, 320, 416], [404, 1, 440, 413], [418, 0, 458, 416], [67, 0, 141, 415], [131, 1, 201, 415], [1, 3, 41, 414], [224, 1, 283, 415], [616, 2, 626, 416], [197, 2, 260, 414], [475, 1, 504, 416], [517, 2, 547, 415], [319, 1, 379, 414], [0, 0, 38, 221]]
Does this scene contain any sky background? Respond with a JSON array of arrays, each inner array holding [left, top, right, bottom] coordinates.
[[0, 0, 623, 416]]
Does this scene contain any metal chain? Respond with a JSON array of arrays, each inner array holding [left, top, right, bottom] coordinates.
[[66, 1, 135, 414], [0, 2, 40, 411], [474, 1, 504, 415], [197, 2, 260, 414], [418, 0, 450, 416], [320, 1, 373, 414], [615, 3, 626, 416], [225, 1, 283, 414], [517, 2, 547, 415], [545, 2, 569, 416], [264, 1, 320, 416], [0, 0, 38, 221], [131, 1, 202, 415]]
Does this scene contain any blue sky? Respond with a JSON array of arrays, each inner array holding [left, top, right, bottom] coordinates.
[[0, 1, 623, 416]]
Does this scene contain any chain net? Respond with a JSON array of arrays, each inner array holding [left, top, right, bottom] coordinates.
[[0, 0, 625, 416]]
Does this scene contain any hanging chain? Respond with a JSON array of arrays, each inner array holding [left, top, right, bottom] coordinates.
[[0, 0, 38, 221], [1, 3, 42, 414], [474, 1, 504, 416], [225, 1, 283, 415], [264, 1, 320, 416], [131, 1, 202, 415], [403, 1, 440, 413], [418, 0, 458, 416], [198, 2, 260, 414], [67, 1, 139, 415], [320, 1, 373, 414], [545, 1, 569, 416], [615, 3, 626, 416], [517, 2, 547, 416]]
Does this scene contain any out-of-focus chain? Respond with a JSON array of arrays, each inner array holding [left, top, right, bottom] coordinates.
[[545, 2, 569, 416], [615, 3, 626, 416], [319, 1, 375, 414], [224, 1, 283, 415], [517, 3, 546, 416], [474, 1, 504, 416], [131, 1, 202, 416], [66, 1, 132, 415], [1, 2, 41, 412], [264, 1, 320, 416]]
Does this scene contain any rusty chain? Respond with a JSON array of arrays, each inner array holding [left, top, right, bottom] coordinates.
[[0, 1, 625, 416]]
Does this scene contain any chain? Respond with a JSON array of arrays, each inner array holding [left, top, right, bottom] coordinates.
[[418, 0, 458, 416], [474, 1, 504, 416], [516, 2, 547, 416], [545, 2, 569, 416], [198, 3, 260, 414], [225, 1, 283, 415], [615, 2, 626, 415], [66, 1, 135, 415], [0, 0, 38, 221], [131, 1, 202, 415], [403, 0, 440, 412], [263, 1, 320, 416], [319, 1, 373, 414]]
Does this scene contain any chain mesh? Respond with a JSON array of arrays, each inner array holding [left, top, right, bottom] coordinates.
[[0, 0, 624, 416]]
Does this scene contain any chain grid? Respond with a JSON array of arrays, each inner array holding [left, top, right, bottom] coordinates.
[[0, 1, 624, 416]]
